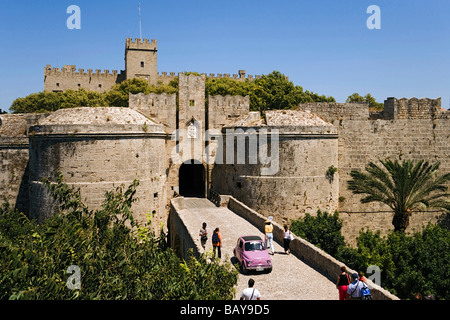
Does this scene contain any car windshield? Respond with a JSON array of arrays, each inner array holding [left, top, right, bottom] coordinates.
[[244, 241, 265, 251]]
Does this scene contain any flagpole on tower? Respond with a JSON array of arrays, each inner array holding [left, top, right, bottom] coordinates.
[[138, 2, 142, 40]]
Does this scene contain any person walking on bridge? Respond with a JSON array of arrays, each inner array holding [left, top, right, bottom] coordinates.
[[281, 224, 293, 254], [336, 266, 351, 300], [199, 222, 208, 251], [265, 217, 275, 255], [347, 273, 365, 300], [240, 278, 261, 300], [212, 227, 222, 259]]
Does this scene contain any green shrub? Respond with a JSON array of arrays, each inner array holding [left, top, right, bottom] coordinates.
[[10, 71, 334, 113], [290, 210, 450, 300], [361, 224, 450, 300], [290, 210, 346, 258], [0, 174, 238, 300]]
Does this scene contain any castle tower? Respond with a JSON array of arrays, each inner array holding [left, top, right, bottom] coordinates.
[[125, 38, 158, 84], [178, 73, 206, 132], [173, 73, 207, 197], [176, 73, 206, 165]]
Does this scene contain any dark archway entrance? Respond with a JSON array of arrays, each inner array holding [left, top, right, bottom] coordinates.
[[179, 160, 205, 197]]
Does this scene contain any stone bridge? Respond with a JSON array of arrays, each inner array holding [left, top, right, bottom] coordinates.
[[168, 195, 398, 300]]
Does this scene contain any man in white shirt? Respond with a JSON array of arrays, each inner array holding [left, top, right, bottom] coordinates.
[[240, 278, 261, 300], [347, 273, 365, 300]]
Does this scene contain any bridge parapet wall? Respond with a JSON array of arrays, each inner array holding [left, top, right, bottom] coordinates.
[[169, 195, 399, 300], [168, 197, 203, 260], [225, 196, 399, 300]]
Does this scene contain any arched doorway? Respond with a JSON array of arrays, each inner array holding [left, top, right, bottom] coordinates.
[[179, 160, 205, 197]]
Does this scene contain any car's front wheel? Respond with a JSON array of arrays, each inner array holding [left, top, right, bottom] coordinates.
[[241, 262, 249, 275]]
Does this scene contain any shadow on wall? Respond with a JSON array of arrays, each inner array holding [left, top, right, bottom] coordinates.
[[14, 161, 30, 215]]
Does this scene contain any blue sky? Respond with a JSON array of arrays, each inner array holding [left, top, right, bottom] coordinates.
[[1, 0, 449, 111]]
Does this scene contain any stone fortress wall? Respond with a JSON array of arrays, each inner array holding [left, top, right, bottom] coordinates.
[[1, 37, 449, 244], [43, 38, 259, 93], [43, 65, 125, 93], [298, 97, 450, 243], [26, 107, 168, 227], [0, 114, 47, 214], [2, 84, 449, 244], [210, 109, 340, 227], [129, 92, 177, 132]]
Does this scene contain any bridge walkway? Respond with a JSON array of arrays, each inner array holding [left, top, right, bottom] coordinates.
[[178, 198, 338, 300]]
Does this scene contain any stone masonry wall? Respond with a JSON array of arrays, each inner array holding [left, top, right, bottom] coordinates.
[[0, 114, 48, 214], [389, 97, 442, 120], [28, 129, 167, 227], [211, 126, 339, 226], [298, 98, 450, 244], [125, 38, 158, 84], [129, 92, 177, 133], [44, 65, 122, 92], [208, 95, 250, 129], [337, 117, 450, 243], [298, 102, 370, 121]]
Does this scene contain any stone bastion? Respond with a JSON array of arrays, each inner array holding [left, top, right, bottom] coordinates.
[[27, 107, 168, 227], [211, 110, 339, 225]]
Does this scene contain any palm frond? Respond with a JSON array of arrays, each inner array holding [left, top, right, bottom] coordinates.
[[347, 158, 450, 232]]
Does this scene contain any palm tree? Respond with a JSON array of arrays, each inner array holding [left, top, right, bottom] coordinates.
[[347, 159, 450, 232]]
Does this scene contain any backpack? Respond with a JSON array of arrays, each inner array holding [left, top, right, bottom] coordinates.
[[212, 232, 219, 244], [361, 283, 373, 300], [350, 280, 373, 300]]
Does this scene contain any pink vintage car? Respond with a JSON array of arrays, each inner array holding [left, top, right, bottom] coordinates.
[[233, 235, 273, 274]]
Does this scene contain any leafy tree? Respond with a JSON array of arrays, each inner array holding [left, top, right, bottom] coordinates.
[[105, 77, 178, 108], [289, 208, 450, 299], [363, 93, 384, 110], [10, 91, 62, 113], [348, 159, 450, 232], [60, 89, 106, 109], [0, 173, 238, 300], [10, 71, 334, 113], [251, 71, 335, 113], [346, 93, 365, 103], [350, 225, 450, 299], [10, 89, 106, 113], [206, 71, 335, 113], [104, 78, 152, 108], [290, 210, 346, 257], [346, 92, 384, 110], [206, 77, 255, 98]]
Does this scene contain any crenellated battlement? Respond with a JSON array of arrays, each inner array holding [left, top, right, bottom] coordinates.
[[208, 94, 250, 128], [44, 65, 121, 78], [44, 64, 123, 92], [158, 72, 177, 77], [299, 97, 444, 122], [43, 38, 262, 93], [157, 72, 177, 84], [125, 37, 157, 50], [208, 94, 250, 107], [129, 92, 176, 107], [383, 97, 442, 120], [128, 92, 177, 132], [156, 71, 262, 84], [206, 70, 260, 81]]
